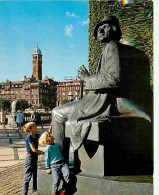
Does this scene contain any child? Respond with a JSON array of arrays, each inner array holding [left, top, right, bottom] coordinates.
[[22, 122, 44, 195], [39, 127, 70, 195]]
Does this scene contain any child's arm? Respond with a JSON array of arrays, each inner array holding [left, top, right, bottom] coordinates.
[[48, 123, 52, 134], [45, 148, 51, 174], [29, 143, 44, 155], [45, 146, 51, 170]]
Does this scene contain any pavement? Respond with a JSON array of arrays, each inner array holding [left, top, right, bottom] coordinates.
[[0, 123, 50, 195]]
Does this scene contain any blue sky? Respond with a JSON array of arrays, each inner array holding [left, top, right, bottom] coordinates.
[[0, 1, 89, 82]]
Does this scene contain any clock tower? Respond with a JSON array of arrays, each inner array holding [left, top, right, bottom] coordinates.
[[32, 45, 42, 80]]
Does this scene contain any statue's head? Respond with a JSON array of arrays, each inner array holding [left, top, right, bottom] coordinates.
[[94, 15, 122, 43]]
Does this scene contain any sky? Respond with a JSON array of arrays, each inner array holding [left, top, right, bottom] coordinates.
[[0, 1, 89, 82]]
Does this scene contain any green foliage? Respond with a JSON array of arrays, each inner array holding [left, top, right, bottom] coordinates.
[[61, 99, 69, 105], [0, 99, 11, 110], [42, 99, 49, 107], [88, 0, 153, 86], [17, 100, 29, 111]]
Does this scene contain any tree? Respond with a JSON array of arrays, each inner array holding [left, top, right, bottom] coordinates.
[[0, 99, 11, 111], [61, 99, 69, 105], [16, 100, 29, 111], [42, 99, 49, 107]]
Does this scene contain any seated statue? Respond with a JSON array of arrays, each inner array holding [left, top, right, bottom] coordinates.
[[52, 15, 152, 151]]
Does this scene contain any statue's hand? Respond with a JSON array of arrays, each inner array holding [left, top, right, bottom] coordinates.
[[78, 65, 89, 81], [80, 65, 89, 76]]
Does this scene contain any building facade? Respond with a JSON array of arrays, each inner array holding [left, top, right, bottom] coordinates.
[[0, 46, 57, 109], [56, 80, 86, 105]]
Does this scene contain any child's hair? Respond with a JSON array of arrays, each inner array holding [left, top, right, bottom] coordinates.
[[23, 122, 36, 133], [39, 131, 51, 146]]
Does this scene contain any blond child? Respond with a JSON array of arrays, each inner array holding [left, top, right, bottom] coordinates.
[[22, 122, 44, 195], [39, 126, 70, 195]]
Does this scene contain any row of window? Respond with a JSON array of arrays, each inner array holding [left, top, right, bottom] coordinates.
[[58, 86, 80, 91], [12, 84, 22, 88], [58, 91, 79, 96], [0, 84, 24, 89]]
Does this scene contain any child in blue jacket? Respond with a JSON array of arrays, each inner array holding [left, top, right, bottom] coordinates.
[[22, 122, 44, 195], [39, 127, 70, 195]]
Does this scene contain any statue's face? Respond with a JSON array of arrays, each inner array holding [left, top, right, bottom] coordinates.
[[97, 23, 112, 43]]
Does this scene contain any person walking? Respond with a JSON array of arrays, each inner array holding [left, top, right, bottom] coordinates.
[[15, 110, 25, 131], [31, 110, 43, 129]]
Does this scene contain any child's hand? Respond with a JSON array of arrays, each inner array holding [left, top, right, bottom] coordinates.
[[46, 169, 51, 174], [40, 151, 44, 155]]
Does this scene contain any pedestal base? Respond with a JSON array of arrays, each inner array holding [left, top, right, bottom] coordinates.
[[37, 168, 153, 195], [66, 117, 153, 176], [7, 115, 17, 128]]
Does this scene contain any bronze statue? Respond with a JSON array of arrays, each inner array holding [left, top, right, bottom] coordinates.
[[52, 15, 152, 151]]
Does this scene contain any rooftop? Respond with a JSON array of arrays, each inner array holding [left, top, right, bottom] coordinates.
[[33, 46, 42, 55]]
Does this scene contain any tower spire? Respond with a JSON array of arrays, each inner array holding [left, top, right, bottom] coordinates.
[[32, 45, 42, 81]]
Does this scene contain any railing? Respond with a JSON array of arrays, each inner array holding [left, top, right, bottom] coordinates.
[[24, 113, 51, 123]]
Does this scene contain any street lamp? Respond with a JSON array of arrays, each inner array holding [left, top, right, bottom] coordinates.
[[68, 91, 74, 102]]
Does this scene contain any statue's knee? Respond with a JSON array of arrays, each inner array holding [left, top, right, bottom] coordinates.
[[52, 109, 67, 124]]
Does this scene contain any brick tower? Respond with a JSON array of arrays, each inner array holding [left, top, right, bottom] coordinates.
[[32, 45, 42, 80]]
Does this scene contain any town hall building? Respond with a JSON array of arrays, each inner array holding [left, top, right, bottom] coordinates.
[[0, 46, 57, 109]]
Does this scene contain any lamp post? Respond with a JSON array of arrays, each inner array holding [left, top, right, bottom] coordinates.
[[68, 91, 74, 102]]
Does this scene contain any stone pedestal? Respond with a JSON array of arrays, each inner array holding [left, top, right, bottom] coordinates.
[[65, 117, 153, 176], [37, 167, 153, 195], [7, 114, 17, 128], [37, 116, 153, 195]]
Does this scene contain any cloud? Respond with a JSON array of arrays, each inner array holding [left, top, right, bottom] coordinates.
[[65, 24, 74, 36], [66, 12, 77, 18], [68, 44, 74, 48], [81, 19, 89, 26]]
